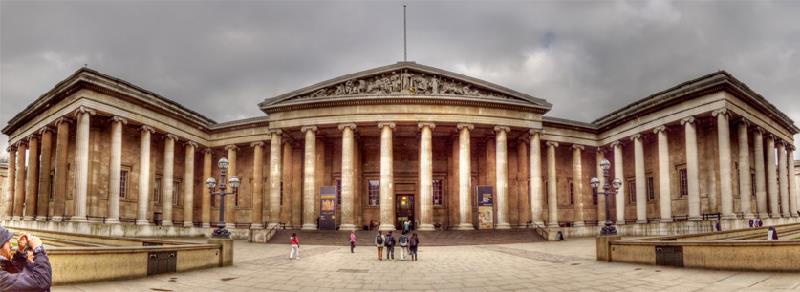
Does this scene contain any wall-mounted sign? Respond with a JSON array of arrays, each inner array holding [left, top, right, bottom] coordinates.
[[319, 186, 337, 230]]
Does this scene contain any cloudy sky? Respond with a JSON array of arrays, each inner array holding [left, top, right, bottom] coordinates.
[[1, 0, 799, 157]]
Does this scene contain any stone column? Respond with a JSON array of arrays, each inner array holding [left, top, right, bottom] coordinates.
[[12, 142, 26, 220], [268, 130, 282, 226], [454, 123, 474, 230], [789, 146, 798, 217], [418, 123, 435, 231], [494, 126, 511, 229], [529, 129, 544, 225], [572, 144, 586, 226], [378, 122, 396, 231], [632, 134, 646, 224], [161, 134, 177, 226], [107, 116, 126, 224], [23, 135, 39, 221], [36, 127, 54, 221], [612, 141, 625, 224], [778, 140, 790, 217], [654, 126, 672, 222], [737, 119, 753, 218], [137, 126, 154, 225], [596, 148, 607, 222], [766, 135, 779, 217], [301, 126, 318, 230], [753, 128, 768, 217], [712, 109, 735, 219], [51, 118, 70, 221], [249, 141, 264, 228], [545, 141, 558, 227], [183, 141, 196, 227], [71, 106, 94, 222], [225, 145, 238, 226], [4, 146, 16, 219], [202, 148, 212, 227], [339, 123, 358, 231], [682, 117, 701, 220]]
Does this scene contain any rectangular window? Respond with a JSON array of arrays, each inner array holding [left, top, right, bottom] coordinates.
[[433, 179, 444, 206], [568, 178, 574, 206], [628, 179, 636, 204], [336, 178, 342, 205], [646, 176, 655, 201], [280, 182, 283, 206], [679, 169, 688, 197], [751, 172, 756, 198], [154, 177, 162, 205], [49, 171, 55, 200], [173, 180, 182, 206], [368, 180, 380, 206], [119, 170, 129, 200]]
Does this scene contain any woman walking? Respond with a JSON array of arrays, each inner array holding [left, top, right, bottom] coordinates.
[[289, 233, 300, 260], [349, 231, 357, 253], [409, 233, 419, 261]]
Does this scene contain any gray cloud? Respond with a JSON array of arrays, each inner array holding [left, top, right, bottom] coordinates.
[[2, 0, 799, 157]]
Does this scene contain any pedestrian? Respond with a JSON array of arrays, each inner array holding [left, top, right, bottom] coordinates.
[[385, 231, 396, 260], [375, 231, 385, 261], [289, 233, 300, 260], [349, 230, 357, 253], [398, 231, 409, 260], [767, 226, 779, 240], [403, 220, 410, 233], [0, 227, 52, 291], [409, 232, 419, 261], [748, 219, 753, 228]]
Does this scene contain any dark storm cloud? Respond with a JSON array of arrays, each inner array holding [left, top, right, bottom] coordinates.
[[2, 0, 800, 154]]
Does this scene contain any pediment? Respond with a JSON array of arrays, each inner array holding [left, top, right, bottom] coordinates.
[[260, 62, 551, 111]]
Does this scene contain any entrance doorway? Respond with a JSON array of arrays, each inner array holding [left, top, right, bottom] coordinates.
[[396, 194, 415, 230]]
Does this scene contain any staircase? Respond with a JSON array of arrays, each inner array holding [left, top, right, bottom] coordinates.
[[267, 229, 545, 246]]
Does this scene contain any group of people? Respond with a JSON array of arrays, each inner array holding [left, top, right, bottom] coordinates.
[[374, 231, 419, 261], [0, 226, 52, 291]]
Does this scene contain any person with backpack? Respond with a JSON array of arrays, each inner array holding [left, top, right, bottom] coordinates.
[[398, 231, 409, 260], [289, 233, 300, 260], [349, 231, 357, 253], [374, 231, 385, 261], [409, 232, 419, 261], [385, 231, 396, 260]]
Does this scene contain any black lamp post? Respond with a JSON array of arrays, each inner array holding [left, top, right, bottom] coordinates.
[[591, 159, 621, 236], [206, 157, 240, 239]]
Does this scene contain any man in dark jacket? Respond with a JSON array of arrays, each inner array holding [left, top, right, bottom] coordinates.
[[384, 231, 396, 260], [0, 226, 52, 291]]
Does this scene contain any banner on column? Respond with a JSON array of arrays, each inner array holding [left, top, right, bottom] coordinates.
[[319, 186, 337, 230], [476, 185, 493, 229]]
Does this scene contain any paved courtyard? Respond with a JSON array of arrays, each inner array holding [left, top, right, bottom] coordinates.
[[57, 238, 800, 292]]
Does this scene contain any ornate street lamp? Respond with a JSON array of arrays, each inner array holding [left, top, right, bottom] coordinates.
[[206, 157, 240, 239], [592, 159, 621, 236]]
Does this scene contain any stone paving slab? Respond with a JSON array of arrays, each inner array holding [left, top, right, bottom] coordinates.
[[56, 238, 800, 291]]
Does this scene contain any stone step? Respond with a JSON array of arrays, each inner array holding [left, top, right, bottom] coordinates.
[[268, 229, 545, 246]]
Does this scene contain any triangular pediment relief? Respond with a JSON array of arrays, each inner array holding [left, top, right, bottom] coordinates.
[[261, 62, 551, 109]]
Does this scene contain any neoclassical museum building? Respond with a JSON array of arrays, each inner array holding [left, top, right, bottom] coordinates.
[[1, 62, 799, 238]]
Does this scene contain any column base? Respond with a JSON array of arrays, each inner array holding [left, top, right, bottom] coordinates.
[[11, 216, 21, 221], [35, 217, 46, 222], [250, 223, 264, 229], [659, 218, 673, 223], [495, 223, 512, 230], [742, 213, 755, 219], [50, 216, 63, 222], [688, 216, 702, 221], [70, 216, 87, 222], [532, 220, 545, 227], [417, 224, 435, 231], [721, 214, 737, 220], [184, 222, 193, 227], [547, 222, 559, 227], [378, 224, 395, 231], [635, 220, 647, 224], [452, 223, 474, 230], [22, 216, 34, 221], [136, 219, 151, 225], [338, 223, 357, 231], [105, 218, 120, 224], [572, 221, 585, 227], [225, 222, 235, 228], [770, 213, 780, 218], [301, 223, 317, 230], [202, 223, 211, 228], [161, 221, 173, 226]]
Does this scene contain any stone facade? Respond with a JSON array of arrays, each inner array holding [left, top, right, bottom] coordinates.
[[2, 62, 799, 236]]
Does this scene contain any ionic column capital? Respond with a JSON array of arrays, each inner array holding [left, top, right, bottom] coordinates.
[[712, 109, 729, 118], [517, 136, 530, 144], [736, 117, 750, 127], [185, 141, 199, 149], [456, 123, 474, 131], [571, 144, 584, 151], [203, 148, 214, 155], [301, 126, 318, 133], [225, 144, 239, 151], [493, 126, 510, 134], [74, 106, 96, 117], [250, 141, 265, 148], [14, 141, 27, 148], [630, 134, 642, 142], [111, 115, 128, 125], [54, 116, 73, 126], [680, 116, 696, 126], [269, 129, 283, 136], [417, 122, 436, 130], [38, 126, 54, 136], [165, 134, 180, 142], [140, 125, 155, 134], [653, 126, 667, 134], [338, 123, 358, 131], [596, 146, 607, 155], [530, 128, 543, 135], [610, 140, 623, 148], [26, 134, 40, 142], [752, 126, 764, 135], [377, 122, 396, 130], [545, 141, 559, 148], [7, 145, 17, 152]]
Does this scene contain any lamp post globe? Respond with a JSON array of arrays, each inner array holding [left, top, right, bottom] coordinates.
[[208, 156, 237, 239]]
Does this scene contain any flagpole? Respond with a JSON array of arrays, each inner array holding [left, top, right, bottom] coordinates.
[[403, 4, 407, 62]]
